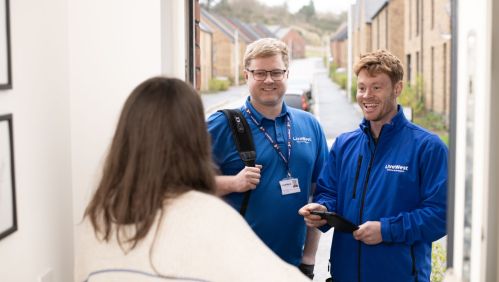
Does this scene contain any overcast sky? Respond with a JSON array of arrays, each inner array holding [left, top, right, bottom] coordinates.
[[256, 0, 356, 14]]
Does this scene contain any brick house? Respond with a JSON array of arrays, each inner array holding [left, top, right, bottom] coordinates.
[[199, 22, 213, 91], [201, 8, 241, 81], [405, 0, 451, 116], [351, 0, 380, 66], [370, 0, 405, 68], [269, 26, 306, 59], [330, 23, 348, 69], [215, 15, 254, 83], [252, 23, 276, 39], [349, 0, 451, 117]]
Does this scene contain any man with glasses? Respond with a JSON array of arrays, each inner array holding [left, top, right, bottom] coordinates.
[[208, 38, 328, 279]]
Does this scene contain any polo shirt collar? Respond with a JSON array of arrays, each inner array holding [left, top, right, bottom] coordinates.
[[244, 97, 289, 124]]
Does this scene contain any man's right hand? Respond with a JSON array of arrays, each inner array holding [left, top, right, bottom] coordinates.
[[215, 165, 262, 196], [232, 165, 262, 192], [299, 203, 328, 228]]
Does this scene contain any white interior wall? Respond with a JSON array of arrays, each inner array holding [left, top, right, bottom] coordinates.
[[161, 0, 187, 79], [69, 0, 163, 280], [0, 0, 166, 281], [0, 0, 73, 281], [69, 0, 163, 224]]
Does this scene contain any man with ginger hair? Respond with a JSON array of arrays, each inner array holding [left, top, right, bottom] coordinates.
[[300, 49, 447, 281]]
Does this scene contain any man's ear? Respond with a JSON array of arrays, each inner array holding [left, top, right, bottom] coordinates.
[[394, 80, 403, 98], [244, 69, 249, 81]]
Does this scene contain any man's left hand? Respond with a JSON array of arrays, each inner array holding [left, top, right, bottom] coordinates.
[[353, 221, 382, 245]]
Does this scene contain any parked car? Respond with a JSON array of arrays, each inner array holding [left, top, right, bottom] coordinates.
[[287, 78, 313, 100], [283, 87, 313, 113]]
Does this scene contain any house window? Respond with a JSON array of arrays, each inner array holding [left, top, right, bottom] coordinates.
[[416, 51, 420, 97], [431, 46, 435, 110], [443, 43, 448, 115], [416, 0, 420, 36], [386, 9, 389, 48], [407, 54, 412, 83], [416, 51, 420, 74], [377, 19, 380, 49]]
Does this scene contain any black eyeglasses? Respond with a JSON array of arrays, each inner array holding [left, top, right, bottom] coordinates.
[[246, 69, 287, 81]]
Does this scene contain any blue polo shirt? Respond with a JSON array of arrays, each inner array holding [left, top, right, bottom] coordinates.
[[207, 97, 328, 265]]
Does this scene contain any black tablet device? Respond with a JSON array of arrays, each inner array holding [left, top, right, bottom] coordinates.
[[310, 210, 359, 233]]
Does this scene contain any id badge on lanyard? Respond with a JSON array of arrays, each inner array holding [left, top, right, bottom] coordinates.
[[246, 108, 299, 195], [279, 177, 300, 195]]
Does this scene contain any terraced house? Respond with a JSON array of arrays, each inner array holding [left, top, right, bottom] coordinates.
[[349, 0, 451, 121]]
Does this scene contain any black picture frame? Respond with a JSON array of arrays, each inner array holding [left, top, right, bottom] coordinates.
[[0, 114, 17, 240], [0, 0, 12, 89]]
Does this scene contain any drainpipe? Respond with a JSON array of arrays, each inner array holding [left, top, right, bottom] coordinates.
[[420, 0, 424, 100], [234, 29, 239, 86], [447, 0, 458, 271]]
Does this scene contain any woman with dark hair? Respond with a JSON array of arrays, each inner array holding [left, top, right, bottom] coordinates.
[[76, 77, 309, 282]]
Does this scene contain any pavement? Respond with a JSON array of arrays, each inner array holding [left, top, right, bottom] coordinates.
[[201, 59, 363, 281], [202, 85, 248, 118], [307, 67, 361, 282]]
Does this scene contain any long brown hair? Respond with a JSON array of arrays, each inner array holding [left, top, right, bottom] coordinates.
[[84, 77, 215, 249]]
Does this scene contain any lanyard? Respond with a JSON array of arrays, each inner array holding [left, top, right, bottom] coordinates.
[[245, 108, 293, 176]]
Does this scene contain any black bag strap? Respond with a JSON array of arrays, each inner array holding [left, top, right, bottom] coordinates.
[[219, 109, 256, 216], [219, 109, 256, 166]]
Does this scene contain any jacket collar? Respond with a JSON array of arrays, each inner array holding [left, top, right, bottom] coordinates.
[[359, 105, 409, 137]]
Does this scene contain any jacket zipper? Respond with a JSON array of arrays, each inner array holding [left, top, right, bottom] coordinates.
[[357, 131, 380, 282], [352, 155, 363, 199], [357, 151, 375, 282], [411, 245, 418, 282]]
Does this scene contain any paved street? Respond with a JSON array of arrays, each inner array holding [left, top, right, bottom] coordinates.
[[202, 58, 362, 281], [202, 84, 248, 118]]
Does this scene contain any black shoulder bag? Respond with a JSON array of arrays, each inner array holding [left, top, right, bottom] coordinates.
[[218, 109, 256, 216]]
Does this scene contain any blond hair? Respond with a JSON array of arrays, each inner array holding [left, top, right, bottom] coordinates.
[[243, 38, 289, 69]]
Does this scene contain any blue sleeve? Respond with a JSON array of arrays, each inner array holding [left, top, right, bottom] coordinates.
[[381, 136, 448, 244], [207, 111, 232, 168]]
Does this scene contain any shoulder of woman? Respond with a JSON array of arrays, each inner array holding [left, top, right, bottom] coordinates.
[[166, 191, 242, 222]]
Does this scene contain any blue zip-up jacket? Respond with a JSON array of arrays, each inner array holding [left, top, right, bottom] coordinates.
[[314, 106, 447, 282]]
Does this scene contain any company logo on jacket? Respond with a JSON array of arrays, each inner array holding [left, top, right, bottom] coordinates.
[[293, 136, 312, 144], [385, 164, 409, 173]]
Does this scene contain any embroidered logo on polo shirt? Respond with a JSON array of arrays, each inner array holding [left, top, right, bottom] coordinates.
[[293, 136, 312, 144], [385, 164, 409, 173]]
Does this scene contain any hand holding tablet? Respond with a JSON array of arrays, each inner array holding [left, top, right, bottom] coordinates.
[[310, 210, 359, 233]]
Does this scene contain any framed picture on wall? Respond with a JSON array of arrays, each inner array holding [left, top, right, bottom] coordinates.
[[0, 114, 17, 241], [0, 0, 11, 89]]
